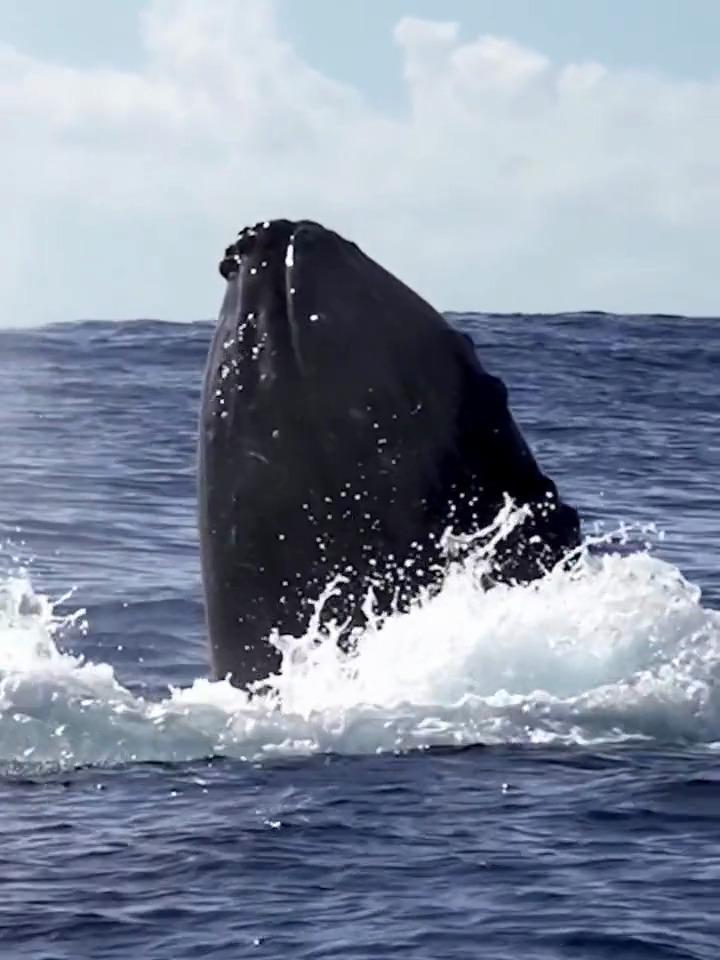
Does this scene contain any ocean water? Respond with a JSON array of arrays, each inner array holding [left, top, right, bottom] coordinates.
[[0, 312, 718, 959]]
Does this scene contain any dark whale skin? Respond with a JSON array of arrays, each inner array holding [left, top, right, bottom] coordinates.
[[198, 220, 580, 685]]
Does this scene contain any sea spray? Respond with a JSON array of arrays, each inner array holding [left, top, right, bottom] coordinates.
[[1, 519, 719, 770]]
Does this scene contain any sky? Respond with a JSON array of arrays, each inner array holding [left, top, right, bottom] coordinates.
[[0, 0, 718, 326]]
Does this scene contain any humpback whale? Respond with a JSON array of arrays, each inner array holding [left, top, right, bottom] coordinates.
[[198, 219, 580, 686]]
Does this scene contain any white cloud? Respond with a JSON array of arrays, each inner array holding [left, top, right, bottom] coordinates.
[[0, 0, 718, 326]]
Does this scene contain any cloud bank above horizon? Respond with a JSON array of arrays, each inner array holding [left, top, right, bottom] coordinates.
[[0, 0, 718, 327]]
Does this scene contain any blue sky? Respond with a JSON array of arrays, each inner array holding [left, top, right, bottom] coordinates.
[[0, 0, 718, 325], [3, 1, 718, 89]]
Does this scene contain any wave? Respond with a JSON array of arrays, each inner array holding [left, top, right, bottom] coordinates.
[[1, 519, 719, 771]]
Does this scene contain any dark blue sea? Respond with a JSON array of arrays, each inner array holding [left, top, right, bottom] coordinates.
[[0, 313, 718, 959]]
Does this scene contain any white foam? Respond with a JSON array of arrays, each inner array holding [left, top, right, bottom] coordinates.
[[1, 521, 719, 769]]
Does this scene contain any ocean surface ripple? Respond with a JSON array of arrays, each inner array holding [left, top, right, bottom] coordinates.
[[0, 313, 718, 958]]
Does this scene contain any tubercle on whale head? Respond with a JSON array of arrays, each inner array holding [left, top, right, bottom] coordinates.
[[218, 245, 241, 280], [219, 220, 288, 279], [217, 219, 330, 282], [219, 222, 266, 279]]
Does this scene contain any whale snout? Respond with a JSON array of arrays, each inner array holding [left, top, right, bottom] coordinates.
[[218, 219, 328, 282]]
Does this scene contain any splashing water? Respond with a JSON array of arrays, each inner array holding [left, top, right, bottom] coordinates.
[[1, 510, 719, 771]]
